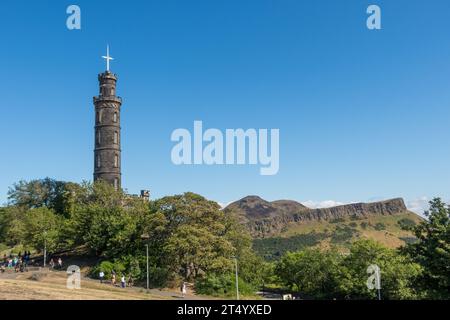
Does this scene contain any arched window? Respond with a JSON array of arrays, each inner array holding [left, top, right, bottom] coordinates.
[[114, 154, 119, 168], [98, 110, 102, 123], [114, 131, 118, 144], [97, 155, 101, 168], [113, 112, 117, 123], [114, 178, 118, 190], [97, 130, 101, 144]]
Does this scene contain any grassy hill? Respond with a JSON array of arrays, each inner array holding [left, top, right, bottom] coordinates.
[[253, 211, 421, 260], [224, 196, 423, 260]]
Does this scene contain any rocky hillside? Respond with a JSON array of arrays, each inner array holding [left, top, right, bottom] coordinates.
[[225, 196, 422, 259], [224, 196, 413, 237]]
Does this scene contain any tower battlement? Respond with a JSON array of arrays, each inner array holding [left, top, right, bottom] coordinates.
[[98, 71, 118, 81]]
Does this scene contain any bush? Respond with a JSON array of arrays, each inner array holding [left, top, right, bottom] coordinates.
[[330, 218, 345, 224], [253, 232, 328, 260], [400, 236, 418, 244], [91, 260, 126, 279], [374, 223, 386, 231], [330, 225, 357, 244], [397, 218, 416, 230], [148, 266, 172, 288], [195, 274, 256, 297], [0, 243, 8, 253]]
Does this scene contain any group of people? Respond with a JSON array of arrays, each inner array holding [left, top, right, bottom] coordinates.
[[99, 270, 134, 288], [48, 257, 63, 269], [1, 251, 32, 273]]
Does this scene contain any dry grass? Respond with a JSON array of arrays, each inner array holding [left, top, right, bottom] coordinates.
[[0, 271, 189, 300]]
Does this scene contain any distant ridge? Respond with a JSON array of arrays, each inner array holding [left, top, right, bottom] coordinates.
[[224, 196, 411, 237]]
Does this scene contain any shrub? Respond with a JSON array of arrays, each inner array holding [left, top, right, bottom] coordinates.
[[330, 218, 345, 224], [374, 223, 386, 231], [397, 218, 416, 230], [148, 266, 171, 288], [253, 232, 328, 260], [91, 260, 126, 279], [195, 273, 256, 297], [330, 225, 357, 244]]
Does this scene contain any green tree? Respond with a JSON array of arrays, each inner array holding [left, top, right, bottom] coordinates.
[[7, 178, 67, 213], [22, 207, 63, 253], [150, 193, 235, 279], [0, 206, 27, 246], [275, 248, 343, 299], [403, 198, 450, 299], [68, 182, 148, 257], [339, 240, 422, 300]]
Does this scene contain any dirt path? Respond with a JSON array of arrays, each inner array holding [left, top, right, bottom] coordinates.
[[0, 270, 212, 300]]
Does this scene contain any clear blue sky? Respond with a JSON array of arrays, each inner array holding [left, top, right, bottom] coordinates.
[[1, 0, 449, 213]]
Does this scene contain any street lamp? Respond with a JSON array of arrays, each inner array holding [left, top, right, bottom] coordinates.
[[141, 233, 150, 291], [43, 231, 47, 268], [232, 256, 239, 300]]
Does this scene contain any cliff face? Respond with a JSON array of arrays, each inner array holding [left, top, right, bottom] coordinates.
[[224, 197, 409, 237]]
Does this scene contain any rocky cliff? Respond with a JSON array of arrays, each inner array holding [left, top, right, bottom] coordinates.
[[224, 196, 410, 237]]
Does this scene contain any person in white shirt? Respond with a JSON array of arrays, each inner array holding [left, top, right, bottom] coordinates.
[[181, 282, 187, 298]]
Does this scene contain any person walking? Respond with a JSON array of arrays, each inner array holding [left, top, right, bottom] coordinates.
[[181, 281, 187, 298], [121, 274, 126, 288], [99, 270, 105, 284], [111, 273, 116, 286], [57, 257, 63, 269], [127, 274, 133, 288]]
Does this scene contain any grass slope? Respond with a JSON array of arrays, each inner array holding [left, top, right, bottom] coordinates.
[[253, 212, 422, 260]]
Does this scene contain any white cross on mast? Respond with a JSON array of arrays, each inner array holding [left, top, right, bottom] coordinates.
[[102, 45, 114, 72]]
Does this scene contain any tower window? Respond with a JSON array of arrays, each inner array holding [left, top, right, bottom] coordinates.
[[114, 154, 119, 168], [97, 155, 101, 168], [98, 110, 102, 123], [114, 131, 118, 144], [97, 131, 101, 144], [114, 178, 118, 190], [113, 112, 117, 123]]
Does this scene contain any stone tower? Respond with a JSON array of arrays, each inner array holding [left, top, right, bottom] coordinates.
[[93, 70, 122, 190]]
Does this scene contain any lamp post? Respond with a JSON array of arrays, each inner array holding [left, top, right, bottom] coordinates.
[[141, 234, 150, 292], [43, 231, 47, 268], [232, 256, 239, 300]]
